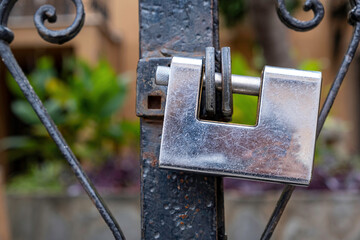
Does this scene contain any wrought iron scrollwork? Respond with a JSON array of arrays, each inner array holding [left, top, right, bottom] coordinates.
[[263, 1, 360, 240], [0, 1, 125, 239], [34, 0, 85, 44], [276, 0, 325, 32], [0, 0, 17, 43], [0, 0, 85, 44], [1, 0, 359, 239], [349, 0, 360, 25]]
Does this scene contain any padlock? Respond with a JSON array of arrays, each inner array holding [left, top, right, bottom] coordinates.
[[156, 54, 322, 186]]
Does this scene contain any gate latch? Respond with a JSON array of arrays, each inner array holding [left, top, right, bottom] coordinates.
[[157, 55, 322, 186]]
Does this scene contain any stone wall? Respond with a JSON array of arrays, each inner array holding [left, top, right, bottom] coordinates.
[[225, 192, 360, 240], [5, 191, 360, 240]]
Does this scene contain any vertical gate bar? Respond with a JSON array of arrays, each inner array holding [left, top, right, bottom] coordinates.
[[138, 1, 225, 239]]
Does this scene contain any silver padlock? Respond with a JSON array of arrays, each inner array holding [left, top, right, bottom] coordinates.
[[157, 56, 322, 186]]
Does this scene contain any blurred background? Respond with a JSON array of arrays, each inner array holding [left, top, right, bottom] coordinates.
[[0, 0, 360, 239]]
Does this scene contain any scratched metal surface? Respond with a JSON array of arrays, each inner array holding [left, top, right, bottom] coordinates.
[[139, 0, 219, 58], [159, 57, 322, 186], [138, 0, 226, 239]]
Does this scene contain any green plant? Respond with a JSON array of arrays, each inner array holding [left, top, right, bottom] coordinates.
[[219, 0, 247, 27], [298, 59, 323, 71], [7, 161, 66, 194], [219, 0, 300, 27], [231, 53, 259, 125], [1, 56, 139, 193]]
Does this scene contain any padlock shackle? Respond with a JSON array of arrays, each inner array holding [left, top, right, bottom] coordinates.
[[156, 65, 261, 96]]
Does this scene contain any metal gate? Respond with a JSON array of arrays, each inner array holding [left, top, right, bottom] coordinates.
[[0, 0, 359, 239]]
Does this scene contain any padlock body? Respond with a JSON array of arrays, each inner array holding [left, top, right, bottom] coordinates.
[[159, 57, 321, 186]]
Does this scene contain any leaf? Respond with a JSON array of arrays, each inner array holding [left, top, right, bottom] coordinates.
[[44, 100, 65, 125], [11, 100, 40, 125], [232, 53, 258, 76], [98, 92, 127, 119], [0, 136, 37, 151], [219, 0, 247, 27], [28, 57, 57, 100], [45, 77, 70, 105], [231, 52, 259, 126], [232, 94, 258, 126], [7, 161, 65, 194], [298, 59, 323, 71], [6, 72, 24, 98]]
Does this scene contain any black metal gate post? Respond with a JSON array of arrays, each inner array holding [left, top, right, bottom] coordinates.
[[137, 1, 226, 239]]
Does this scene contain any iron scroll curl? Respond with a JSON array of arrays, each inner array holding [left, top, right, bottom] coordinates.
[[0, 0, 17, 43], [34, 0, 85, 44], [276, 0, 325, 32], [0, 0, 85, 45]]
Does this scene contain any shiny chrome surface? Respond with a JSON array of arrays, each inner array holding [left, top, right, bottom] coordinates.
[[156, 66, 261, 96], [155, 65, 171, 86], [159, 57, 322, 185], [215, 73, 260, 96]]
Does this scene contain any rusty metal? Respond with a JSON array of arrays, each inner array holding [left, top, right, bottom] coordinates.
[[220, 47, 233, 120], [137, 0, 226, 239], [205, 47, 216, 116], [136, 58, 171, 118]]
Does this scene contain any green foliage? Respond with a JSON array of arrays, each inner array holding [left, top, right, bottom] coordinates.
[[7, 161, 65, 194], [231, 53, 259, 125], [2, 56, 139, 193], [284, 0, 301, 13], [219, 0, 247, 27], [219, 0, 301, 27], [298, 59, 322, 71]]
